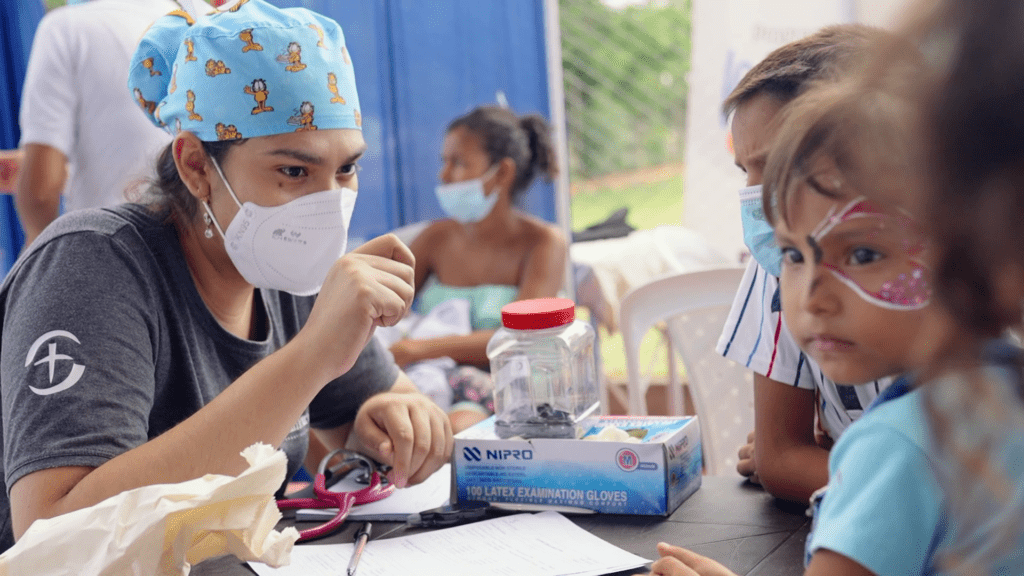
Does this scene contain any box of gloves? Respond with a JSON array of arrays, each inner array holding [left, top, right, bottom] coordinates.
[[452, 415, 702, 516]]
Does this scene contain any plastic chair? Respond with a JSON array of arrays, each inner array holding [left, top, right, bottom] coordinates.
[[619, 267, 753, 476]]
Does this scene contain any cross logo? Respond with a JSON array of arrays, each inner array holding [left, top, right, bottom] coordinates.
[[24, 330, 86, 396]]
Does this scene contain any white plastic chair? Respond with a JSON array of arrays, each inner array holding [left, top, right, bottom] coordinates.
[[619, 267, 753, 476]]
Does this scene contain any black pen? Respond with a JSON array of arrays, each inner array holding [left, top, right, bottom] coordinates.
[[347, 522, 371, 576]]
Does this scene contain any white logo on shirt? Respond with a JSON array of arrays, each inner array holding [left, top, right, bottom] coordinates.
[[24, 330, 86, 396]]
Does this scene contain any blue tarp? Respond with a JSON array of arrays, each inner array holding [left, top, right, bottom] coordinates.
[[274, 0, 555, 245], [0, 0, 44, 278]]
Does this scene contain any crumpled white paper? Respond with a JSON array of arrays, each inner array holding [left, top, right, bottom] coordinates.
[[0, 442, 299, 576]]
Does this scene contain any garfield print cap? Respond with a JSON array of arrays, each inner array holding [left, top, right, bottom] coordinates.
[[128, 0, 360, 142]]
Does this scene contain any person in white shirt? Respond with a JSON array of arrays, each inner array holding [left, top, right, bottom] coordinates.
[[15, 0, 179, 247]]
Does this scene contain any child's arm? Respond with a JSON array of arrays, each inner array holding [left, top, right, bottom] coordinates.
[[754, 373, 829, 503], [648, 543, 872, 576]]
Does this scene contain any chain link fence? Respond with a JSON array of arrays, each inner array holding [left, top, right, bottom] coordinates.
[[560, 0, 694, 394], [560, 0, 692, 188]]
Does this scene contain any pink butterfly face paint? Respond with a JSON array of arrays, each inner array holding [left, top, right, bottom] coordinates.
[[810, 197, 932, 310]]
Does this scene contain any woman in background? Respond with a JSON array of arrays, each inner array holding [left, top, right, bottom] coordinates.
[[391, 105, 568, 432]]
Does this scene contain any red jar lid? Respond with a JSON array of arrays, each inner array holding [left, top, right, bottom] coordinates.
[[501, 297, 576, 330]]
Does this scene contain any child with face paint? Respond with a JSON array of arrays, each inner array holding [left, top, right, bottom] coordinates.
[[718, 25, 898, 504], [393, 106, 567, 433], [650, 46, 1024, 575], [0, 0, 452, 552]]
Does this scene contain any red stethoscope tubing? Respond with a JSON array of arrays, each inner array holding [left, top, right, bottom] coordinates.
[[276, 450, 395, 542]]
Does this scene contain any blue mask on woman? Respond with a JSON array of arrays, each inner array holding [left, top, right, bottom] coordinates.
[[739, 184, 782, 277], [435, 165, 500, 223]]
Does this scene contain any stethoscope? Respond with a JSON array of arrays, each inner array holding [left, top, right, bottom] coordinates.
[[276, 448, 394, 542]]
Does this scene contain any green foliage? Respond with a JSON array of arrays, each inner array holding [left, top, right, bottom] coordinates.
[[570, 172, 683, 231], [560, 0, 692, 180]]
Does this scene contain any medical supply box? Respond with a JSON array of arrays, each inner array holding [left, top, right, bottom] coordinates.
[[452, 415, 702, 516]]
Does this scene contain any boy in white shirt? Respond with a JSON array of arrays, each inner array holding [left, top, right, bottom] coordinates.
[[716, 24, 894, 503]]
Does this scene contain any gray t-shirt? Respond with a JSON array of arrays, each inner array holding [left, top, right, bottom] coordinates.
[[0, 204, 398, 551]]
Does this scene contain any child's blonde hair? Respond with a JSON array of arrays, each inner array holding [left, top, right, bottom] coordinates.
[[760, 74, 921, 230], [873, 0, 1024, 569]]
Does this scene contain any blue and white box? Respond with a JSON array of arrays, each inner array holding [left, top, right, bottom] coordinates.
[[453, 415, 702, 515]]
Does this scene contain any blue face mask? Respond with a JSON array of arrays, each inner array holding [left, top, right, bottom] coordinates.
[[435, 165, 500, 223], [739, 184, 782, 277]]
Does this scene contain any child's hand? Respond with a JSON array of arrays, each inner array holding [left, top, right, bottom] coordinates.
[[737, 430, 760, 484], [649, 542, 738, 576]]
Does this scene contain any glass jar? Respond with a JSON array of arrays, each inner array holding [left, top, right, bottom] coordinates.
[[486, 297, 599, 439]]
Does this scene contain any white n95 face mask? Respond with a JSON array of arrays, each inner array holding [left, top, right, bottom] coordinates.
[[205, 158, 357, 296]]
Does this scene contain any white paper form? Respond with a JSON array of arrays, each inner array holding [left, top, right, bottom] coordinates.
[[295, 464, 451, 522], [249, 511, 650, 576]]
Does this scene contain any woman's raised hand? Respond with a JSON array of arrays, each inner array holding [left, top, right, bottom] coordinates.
[[299, 234, 416, 380]]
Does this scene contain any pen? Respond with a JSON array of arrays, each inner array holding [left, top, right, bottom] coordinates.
[[347, 521, 371, 576]]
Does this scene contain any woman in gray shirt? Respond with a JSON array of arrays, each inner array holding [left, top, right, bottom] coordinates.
[[0, 0, 451, 551]]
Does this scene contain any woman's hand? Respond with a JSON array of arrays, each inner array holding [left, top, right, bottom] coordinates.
[[389, 338, 423, 369], [737, 430, 760, 484], [299, 234, 415, 381], [650, 543, 738, 576], [351, 385, 453, 488]]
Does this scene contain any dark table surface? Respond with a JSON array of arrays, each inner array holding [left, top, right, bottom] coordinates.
[[193, 475, 809, 576]]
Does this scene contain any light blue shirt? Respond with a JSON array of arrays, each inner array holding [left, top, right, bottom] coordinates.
[[807, 350, 1024, 575]]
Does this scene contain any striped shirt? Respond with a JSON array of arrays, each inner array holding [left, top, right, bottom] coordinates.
[[716, 259, 894, 443]]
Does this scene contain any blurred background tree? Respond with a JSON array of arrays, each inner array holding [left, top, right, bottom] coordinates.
[[561, 0, 692, 182]]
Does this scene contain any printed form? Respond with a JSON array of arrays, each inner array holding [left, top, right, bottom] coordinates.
[[249, 511, 649, 576]]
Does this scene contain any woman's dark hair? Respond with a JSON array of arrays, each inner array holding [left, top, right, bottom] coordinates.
[[448, 105, 558, 202], [146, 138, 247, 223]]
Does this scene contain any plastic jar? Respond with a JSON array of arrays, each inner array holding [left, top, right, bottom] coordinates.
[[486, 297, 599, 439]]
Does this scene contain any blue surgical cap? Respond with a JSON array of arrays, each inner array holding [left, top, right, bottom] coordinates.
[[128, 0, 361, 141]]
